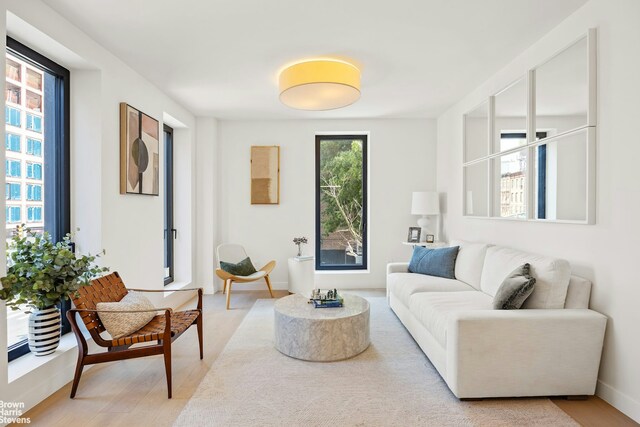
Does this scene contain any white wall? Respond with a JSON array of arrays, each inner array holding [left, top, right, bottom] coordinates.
[[195, 117, 219, 294], [436, 0, 640, 421], [0, 0, 199, 418], [213, 119, 436, 291]]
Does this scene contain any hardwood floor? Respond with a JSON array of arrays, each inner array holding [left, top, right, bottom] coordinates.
[[19, 290, 638, 427]]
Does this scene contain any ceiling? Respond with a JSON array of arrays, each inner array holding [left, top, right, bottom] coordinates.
[[42, 0, 587, 120]]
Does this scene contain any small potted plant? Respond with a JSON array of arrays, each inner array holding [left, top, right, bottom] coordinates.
[[293, 237, 308, 257], [0, 226, 108, 356]]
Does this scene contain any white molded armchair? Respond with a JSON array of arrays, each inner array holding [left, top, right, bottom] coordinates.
[[215, 244, 276, 309]]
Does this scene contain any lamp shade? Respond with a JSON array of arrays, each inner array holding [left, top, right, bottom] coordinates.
[[411, 191, 440, 215], [279, 59, 360, 110]]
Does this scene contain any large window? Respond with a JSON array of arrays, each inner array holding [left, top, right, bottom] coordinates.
[[315, 135, 368, 270], [5, 37, 70, 361], [163, 125, 174, 285]]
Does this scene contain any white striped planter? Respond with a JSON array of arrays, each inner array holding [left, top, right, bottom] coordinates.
[[28, 306, 61, 356]]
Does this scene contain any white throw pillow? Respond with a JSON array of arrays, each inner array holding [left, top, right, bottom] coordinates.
[[480, 246, 571, 309], [451, 239, 491, 290], [97, 292, 157, 339]]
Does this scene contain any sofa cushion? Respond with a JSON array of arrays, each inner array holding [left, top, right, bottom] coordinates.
[[408, 246, 460, 279], [409, 291, 493, 347], [480, 246, 571, 309], [493, 263, 536, 309], [451, 239, 490, 290], [387, 273, 474, 308]]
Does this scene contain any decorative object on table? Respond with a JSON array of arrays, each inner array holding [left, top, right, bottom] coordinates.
[[278, 59, 361, 110], [309, 288, 343, 308], [0, 226, 108, 356], [67, 271, 203, 399], [408, 245, 460, 279], [215, 243, 276, 309], [426, 234, 435, 243], [493, 263, 536, 310], [120, 103, 159, 195], [293, 236, 308, 257], [407, 227, 421, 243], [411, 191, 440, 242], [251, 145, 280, 204]]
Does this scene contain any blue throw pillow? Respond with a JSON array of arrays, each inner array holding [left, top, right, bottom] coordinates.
[[408, 246, 460, 279]]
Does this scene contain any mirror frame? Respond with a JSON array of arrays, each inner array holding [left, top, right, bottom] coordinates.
[[462, 28, 597, 224]]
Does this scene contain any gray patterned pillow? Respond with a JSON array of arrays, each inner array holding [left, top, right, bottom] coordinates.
[[493, 263, 536, 310], [97, 292, 157, 339]]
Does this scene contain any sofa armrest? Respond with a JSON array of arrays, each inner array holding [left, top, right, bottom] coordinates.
[[387, 262, 409, 275], [446, 309, 607, 398]]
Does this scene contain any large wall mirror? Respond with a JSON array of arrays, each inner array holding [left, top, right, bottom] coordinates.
[[463, 100, 489, 163], [462, 29, 596, 224]]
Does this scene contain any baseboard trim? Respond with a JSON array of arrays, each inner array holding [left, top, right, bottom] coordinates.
[[596, 379, 640, 423], [215, 281, 289, 292]]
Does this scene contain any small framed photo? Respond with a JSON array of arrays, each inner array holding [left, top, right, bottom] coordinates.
[[407, 227, 421, 243], [426, 234, 435, 243]]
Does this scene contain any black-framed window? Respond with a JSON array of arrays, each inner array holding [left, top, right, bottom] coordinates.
[[315, 135, 368, 271], [163, 125, 174, 285], [5, 37, 70, 361]]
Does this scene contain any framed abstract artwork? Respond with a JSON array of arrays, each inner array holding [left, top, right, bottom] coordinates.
[[251, 145, 280, 204], [120, 103, 160, 195]]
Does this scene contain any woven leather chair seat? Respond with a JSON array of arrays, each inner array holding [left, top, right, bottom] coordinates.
[[111, 309, 200, 346]]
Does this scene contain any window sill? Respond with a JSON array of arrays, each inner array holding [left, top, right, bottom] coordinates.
[[163, 281, 193, 297], [315, 269, 370, 275], [8, 333, 80, 383]]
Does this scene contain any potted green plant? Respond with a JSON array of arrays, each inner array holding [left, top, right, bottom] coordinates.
[[0, 226, 107, 356]]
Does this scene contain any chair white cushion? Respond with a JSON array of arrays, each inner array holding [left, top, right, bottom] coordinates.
[[236, 271, 267, 280], [387, 273, 474, 308], [451, 239, 491, 290], [409, 291, 493, 347], [480, 246, 571, 309], [97, 292, 156, 339]]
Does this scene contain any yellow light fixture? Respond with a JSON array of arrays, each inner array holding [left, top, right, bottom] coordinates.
[[279, 59, 361, 110]]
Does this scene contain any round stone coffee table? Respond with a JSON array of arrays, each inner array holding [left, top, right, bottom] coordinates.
[[274, 293, 370, 362]]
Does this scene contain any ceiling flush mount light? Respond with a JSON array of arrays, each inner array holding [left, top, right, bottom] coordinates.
[[279, 59, 360, 111]]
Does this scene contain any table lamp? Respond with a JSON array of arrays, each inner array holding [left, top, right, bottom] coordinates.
[[411, 191, 440, 242]]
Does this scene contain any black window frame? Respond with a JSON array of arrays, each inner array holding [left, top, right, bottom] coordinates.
[[315, 134, 368, 271], [6, 37, 70, 362], [163, 124, 174, 285]]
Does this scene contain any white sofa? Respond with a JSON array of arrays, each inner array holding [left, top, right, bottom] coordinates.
[[387, 240, 607, 399]]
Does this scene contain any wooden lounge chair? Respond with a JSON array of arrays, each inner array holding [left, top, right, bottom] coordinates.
[[215, 243, 275, 310], [66, 271, 203, 398]]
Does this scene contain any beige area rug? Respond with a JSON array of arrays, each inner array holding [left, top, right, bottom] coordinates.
[[174, 297, 578, 426]]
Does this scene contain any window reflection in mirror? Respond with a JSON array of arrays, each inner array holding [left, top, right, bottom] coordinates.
[[463, 161, 488, 216], [534, 131, 587, 221], [536, 37, 588, 139], [493, 149, 527, 219], [494, 78, 527, 152], [464, 101, 488, 162]]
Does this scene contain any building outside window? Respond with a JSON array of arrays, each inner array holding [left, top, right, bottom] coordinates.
[[5, 106, 21, 127], [26, 161, 43, 179], [5, 206, 21, 223], [5, 183, 21, 200], [5, 133, 20, 152], [5, 159, 21, 177], [26, 137, 42, 156], [27, 206, 43, 222], [26, 113, 42, 133], [26, 184, 42, 201]]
